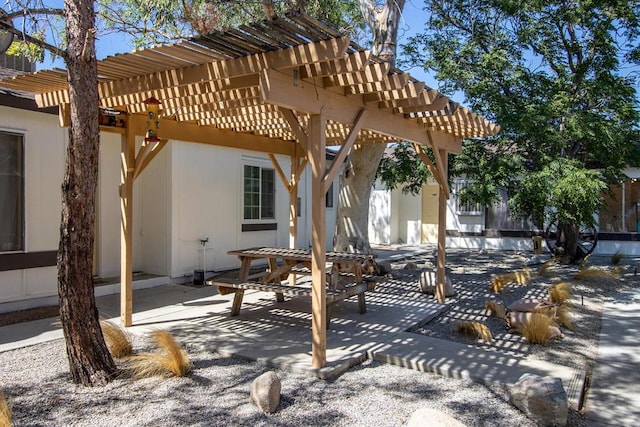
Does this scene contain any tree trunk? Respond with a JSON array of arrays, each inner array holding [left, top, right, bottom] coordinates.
[[334, 143, 386, 253], [557, 222, 580, 263], [57, 0, 117, 386], [334, 0, 405, 253]]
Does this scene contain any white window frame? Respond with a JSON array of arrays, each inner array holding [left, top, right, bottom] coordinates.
[[454, 180, 483, 216], [242, 160, 276, 222]]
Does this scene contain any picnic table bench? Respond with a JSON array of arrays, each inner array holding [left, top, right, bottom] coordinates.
[[206, 247, 380, 328]]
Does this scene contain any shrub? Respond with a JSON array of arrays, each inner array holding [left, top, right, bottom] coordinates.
[[611, 251, 624, 266], [127, 330, 191, 378], [100, 319, 133, 358], [548, 282, 572, 305], [0, 390, 11, 427], [485, 300, 507, 320], [491, 269, 532, 293], [455, 321, 493, 343]]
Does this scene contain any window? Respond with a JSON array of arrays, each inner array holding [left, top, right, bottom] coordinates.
[[0, 131, 24, 251], [325, 182, 334, 208], [454, 180, 483, 216], [243, 165, 275, 220]]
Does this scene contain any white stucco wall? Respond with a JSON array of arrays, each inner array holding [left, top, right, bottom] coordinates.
[[369, 181, 392, 245], [139, 139, 170, 276], [296, 166, 339, 250], [0, 106, 65, 304], [168, 144, 303, 277], [396, 189, 421, 244], [96, 133, 144, 278]]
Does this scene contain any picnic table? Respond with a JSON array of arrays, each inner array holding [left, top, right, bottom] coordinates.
[[206, 247, 379, 327]]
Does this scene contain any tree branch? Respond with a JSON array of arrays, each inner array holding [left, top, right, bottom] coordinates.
[[356, 0, 377, 29], [0, 19, 67, 60], [5, 8, 65, 19]]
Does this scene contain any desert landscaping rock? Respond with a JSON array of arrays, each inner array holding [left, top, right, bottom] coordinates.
[[509, 373, 568, 426], [406, 407, 467, 427], [419, 270, 455, 296], [250, 371, 281, 413]]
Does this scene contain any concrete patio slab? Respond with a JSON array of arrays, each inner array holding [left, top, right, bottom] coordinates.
[[585, 288, 640, 426], [369, 331, 585, 407], [158, 285, 448, 379]]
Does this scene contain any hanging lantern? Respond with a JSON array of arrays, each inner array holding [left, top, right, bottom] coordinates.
[[144, 97, 161, 142]]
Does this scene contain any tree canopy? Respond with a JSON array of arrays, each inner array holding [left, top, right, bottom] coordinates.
[[97, 0, 366, 48], [400, 0, 640, 259]]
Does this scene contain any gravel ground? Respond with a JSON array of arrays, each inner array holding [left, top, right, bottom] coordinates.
[[0, 248, 635, 426], [2, 338, 536, 427], [404, 250, 632, 372]]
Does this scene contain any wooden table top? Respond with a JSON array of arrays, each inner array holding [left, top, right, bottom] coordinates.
[[227, 247, 373, 263]]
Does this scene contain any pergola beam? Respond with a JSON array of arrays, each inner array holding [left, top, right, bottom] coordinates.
[[133, 138, 168, 180], [323, 108, 367, 193], [260, 68, 462, 153]]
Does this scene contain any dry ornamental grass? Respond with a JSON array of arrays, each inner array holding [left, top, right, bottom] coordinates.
[[575, 267, 620, 281], [549, 282, 572, 304], [126, 330, 191, 378], [485, 300, 507, 320], [455, 321, 493, 343], [99, 319, 133, 359], [0, 390, 11, 427], [514, 312, 560, 346], [491, 268, 533, 293]]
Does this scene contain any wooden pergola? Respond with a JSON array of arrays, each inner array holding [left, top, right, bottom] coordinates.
[[0, 12, 498, 368]]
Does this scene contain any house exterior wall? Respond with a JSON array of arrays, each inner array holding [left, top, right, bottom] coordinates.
[[168, 144, 292, 276], [96, 132, 144, 278], [370, 172, 640, 257], [369, 180, 392, 245], [421, 183, 439, 243], [139, 137, 170, 276], [0, 106, 66, 305], [297, 166, 338, 250], [0, 101, 340, 310], [397, 189, 421, 244]]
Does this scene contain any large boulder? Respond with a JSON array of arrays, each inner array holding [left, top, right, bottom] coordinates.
[[250, 371, 281, 413], [406, 408, 466, 427], [419, 270, 455, 297], [508, 373, 568, 426]]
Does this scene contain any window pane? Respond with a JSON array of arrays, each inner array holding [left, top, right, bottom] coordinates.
[[0, 132, 24, 251], [243, 165, 260, 220], [325, 182, 334, 208], [261, 169, 275, 219]]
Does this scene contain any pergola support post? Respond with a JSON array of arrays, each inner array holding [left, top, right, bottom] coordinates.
[[120, 121, 135, 326], [308, 113, 327, 368], [436, 148, 448, 303], [289, 147, 302, 249]]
